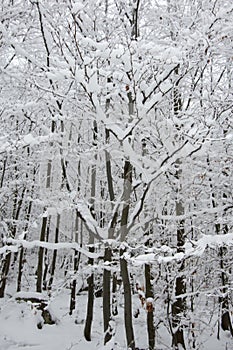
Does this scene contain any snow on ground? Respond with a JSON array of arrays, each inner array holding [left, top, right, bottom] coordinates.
[[0, 288, 231, 350]]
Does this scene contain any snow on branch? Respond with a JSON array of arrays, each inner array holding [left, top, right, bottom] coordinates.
[[1, 238, 101, 259], [76, 200, 106, 240], [132, 233, 233, 265]]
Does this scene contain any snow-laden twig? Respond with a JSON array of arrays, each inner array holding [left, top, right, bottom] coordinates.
[[1, 238, 101, 259]]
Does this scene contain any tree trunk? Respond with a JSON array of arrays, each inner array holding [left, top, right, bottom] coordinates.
[[36, 216, 47, 293], [145, 263, 155, 350], [0, 185, 26, 297], [17, 198, 33, 292], [209, 163, 233, 338], [84, 244, 94, 341], [112, 272, 118, 316], [48, 214, 60, 292], [42, 217, 50, 291], [0, 253, 11, 298], [84, 121, 97, 340], [120, 160, 135, 350], [120, 249, 135, 350], [171, 62, 186, 349], [103, 246, 112, 344], [219, 246, 233, 337], [69, 213, 82, 315], [171, 210, 186, 349], [103, 125, 116, 344]]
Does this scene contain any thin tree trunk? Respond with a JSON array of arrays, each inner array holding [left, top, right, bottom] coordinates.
[[84, 243, 94, 341], [69, 213, 82, 315], [219, 246, 233, 336], [42, 218, 50, 290], [0, 184, 26, 297], [103, 126, 116, 344], [112, 272, 118, 316], [0, 158, 7, 188], [209, 161, 233, 337], [120, 160, 135, 350], [103, 246, 112, 344], [17, 198, 33, 292], [118, 63, 136, 348], [120, 252, 135, 350], [171, 63, 186, 349], [16, 134, 36, 291], [48, 214, 60, 292], [0, 253, 11, 298], [84, 120, 97, 341], [145, 263, 155, 350], [12, 187, 26, 266], [36, 216, 47, 293], [17, 248, 24, 293]]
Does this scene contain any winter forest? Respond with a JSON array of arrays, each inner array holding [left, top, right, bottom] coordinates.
[[0, 0, 233, 349]]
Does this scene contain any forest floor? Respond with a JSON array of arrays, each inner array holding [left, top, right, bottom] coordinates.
[[0, 285, 231, 350]]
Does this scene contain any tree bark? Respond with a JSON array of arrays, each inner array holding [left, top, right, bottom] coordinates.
[[171, 62, 186, 349], [103, 126, 116, 344], [69, 213, 82, 315], [0, 253, 11, 298], [17, 198, 33, 292], [145, 263, 155, 350], [84, 244, 94, 341], [36, 216, 47, 293], [84, 120, 97, 341], [0, 185, 26, 297], [120, 250, 135, 350], [103, 246, 112, 344], [48, 214, 60, 292], [120, 160, 135, 350]]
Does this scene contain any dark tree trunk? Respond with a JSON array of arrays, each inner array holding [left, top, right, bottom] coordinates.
[[209, 168, 233, 338], [219, 246, 233, 337], [0, 253, 11, 298], [69, 249, 81, 315], [103, 125, 117, 343], [69, 213, 82, 315], [17, 199, 33, 292], [42, 250, 49, 291], [172, 328, 186, 350], [48, 214, 60, 292], [112, 272, 118, 316], [84, 245, 94, 341], [120, 249, 135, 350], [119, 159, 135, 349], [171, 59, 186, 348], [103, 246, 112, 344], [36, 216, 47, 293], [0, 185, 26, 297], [145, 263, 155, 350], [69, 275, 77, 316], [172, 259, 186, 350], [84, 120, 97, 340], [17, 248, 24, 293], [42, 218, 50, 291]]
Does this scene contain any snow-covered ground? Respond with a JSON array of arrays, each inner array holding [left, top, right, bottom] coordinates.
[[0, 288, 231, 350]]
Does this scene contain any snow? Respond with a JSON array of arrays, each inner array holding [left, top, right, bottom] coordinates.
[[133, 253, 156, 265], [14, 291, 48, 301], [72, 3, 84, 14], [2, 238, 101, 259], [0, 288, 231, 350], [88, 72, 100, 93], [0, 293, 92, 350], [132, 233, 233, 265], [23, 133, 36, 145], [76, 200, 103, 239]]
